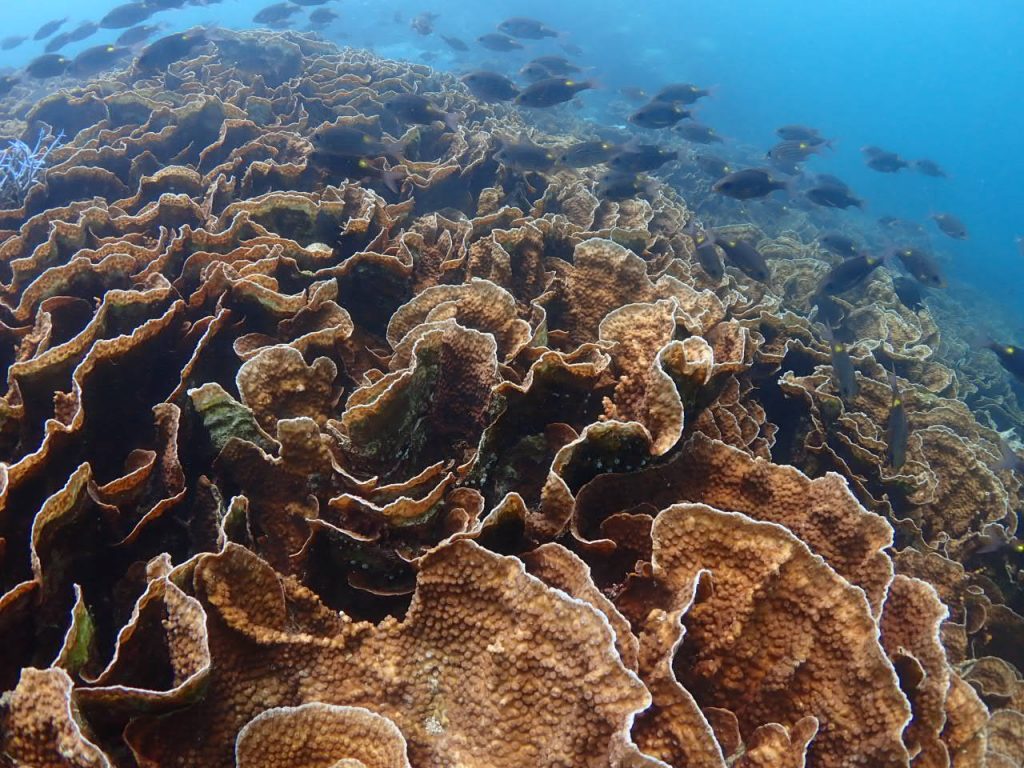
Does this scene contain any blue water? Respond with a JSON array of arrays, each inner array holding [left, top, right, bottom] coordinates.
[[2, 0, 1022, 329]]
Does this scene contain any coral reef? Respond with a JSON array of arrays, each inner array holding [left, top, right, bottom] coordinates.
[[0, 29, 1021, 768]]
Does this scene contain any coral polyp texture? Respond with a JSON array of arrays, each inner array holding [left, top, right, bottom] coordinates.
[[0, 29, 1021, 768]]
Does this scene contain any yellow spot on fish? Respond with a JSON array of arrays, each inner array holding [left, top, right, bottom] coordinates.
[[833, 344, 844, 353], [1006, 347, 1016, 355], [893, 398, 902, 407]]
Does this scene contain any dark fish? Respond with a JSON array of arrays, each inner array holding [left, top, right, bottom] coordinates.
[[822, 323, 858, 401], [65, 21, 100, 45], [629, 101, 691, 129], [886, 369, 909, 470], [117, 24, 163, 46], [896, 248, 945, 288], [44, 31, 75, 53], [931, 212, 968, 240], [806, 184, 863, 209], [34, 17, 68, 41], [1, 36, 27, 51], [100, 2, 156, 29], [913, 159, 947, 178], [524, 56, 580, 76], [712, 169, 787, 200], [461, 71, 519, 102], [72, 44, 130, 75], [410, 12, 438, 35], [254, 3, 300, 24], [26, 53, 70, 79], [675, 122, 722, 144], [997, 440, 1024, 475], [694, 154, 732, 178], [441, 35, 468, 51], [985, 343, 1024, 382], [717, 237, 770, 282], [812, 292, 845, 328], [863, 146, 909, 173], [685, 223, 724, 281], [608, 144, 677, 173], [498, 17, 557, 39], [291, 0, 332, 4], [619, 87, 648, 103], [557, 139, 619, 168], [477, 33, 523, 51], [383, 93, 459, 131], [493, 136, 557, 172], [136, 30, 209, 72], [879, 216, 925, 235], [653, 82, 711, 105], [819, 232, 861, 259], [596, 172, 657, 201], [767, 139, 826, 164], [819, 254, 883, 295], [0, 75, 18, 96], [308, 8, 339, 26], [776, 124, 825, 143], [514, 78, 594, 108], [892, 276, 925, 311], [519, 62, 557, 82], [329, 156, 404, 194], [311, 123, 404, 161]]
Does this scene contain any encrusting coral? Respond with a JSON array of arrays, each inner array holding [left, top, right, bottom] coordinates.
[[0, 27, 1021, 768]]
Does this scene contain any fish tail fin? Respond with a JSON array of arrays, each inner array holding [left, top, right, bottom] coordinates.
[[380, 170, 404, 195], [384, 139, 407, 163], [997, 439, 1022, 472], [443, 111, 461, 132]]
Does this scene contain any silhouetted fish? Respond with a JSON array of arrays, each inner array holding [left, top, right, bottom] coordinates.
[[461, 71, 519, 102], [26, 53, 70, 79], [558, 139, 619, 168], [985, 343, 1024, 383], [383, 93, 459, 131], [897, 248, 946, 288], [498, 17, 558, 39], [819, 254, 884, 295], [117, 24, 163, 46], [822, 323, 858, 401], [608, 144, 677, 173], [863, 146, 909, 173], [34, 17, 68, 41], [892, 276, 925, 311], [931, 212, 968, 240], [101, 2, 157, 29], [819, 232, 861, 259], [886, 369, 909, 470], [477, 33, 523, 51], [653, 82, 711, 104], [913, 159, 947, 177], [441, 35, 468, 51], [685, 223, 724, 281], [629, 101, 690, 129], [1, 36, 27, 51], [675, 122, 722, 144], [712, 169, 787, 200], [515, 78, 594, 108], [717, 236, 770, 282], [494, 135, 557, 171]]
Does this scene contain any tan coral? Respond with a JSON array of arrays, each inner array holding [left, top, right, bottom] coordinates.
[[235, 704, 412, 768], [127, 540, 651, 768], [0, 667, 111, 767], [639, 503, 911, 768]]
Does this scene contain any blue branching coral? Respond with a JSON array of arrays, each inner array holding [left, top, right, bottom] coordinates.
[[0, 129, 64, 210]]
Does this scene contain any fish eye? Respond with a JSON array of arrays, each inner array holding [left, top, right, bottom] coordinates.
[[834, 344, 843, 353], [358, 159, 369, 168]]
